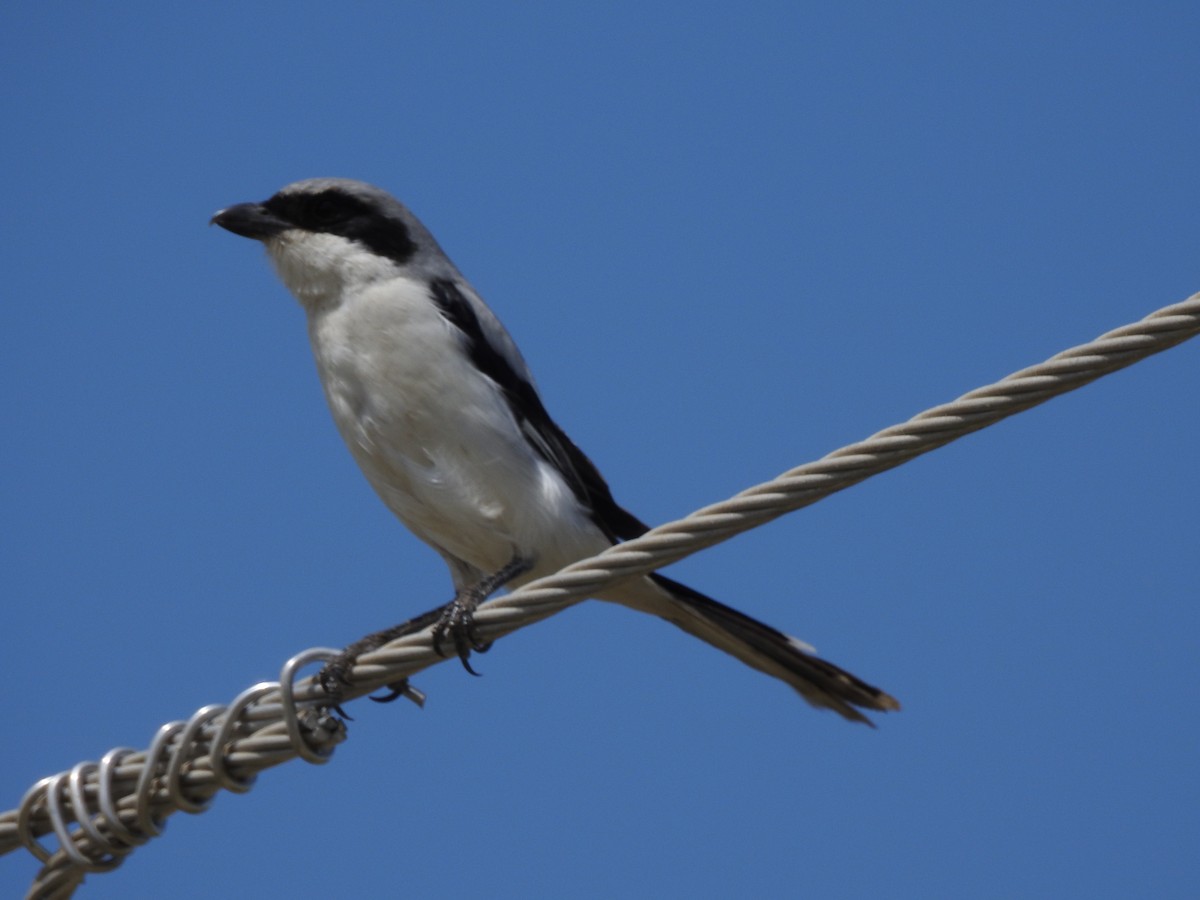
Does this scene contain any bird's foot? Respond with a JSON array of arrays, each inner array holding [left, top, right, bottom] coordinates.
[[315, 609, 441, 715], [315, 555, 532, 704], [316, 650, 357, 719], [432, 555, 533, 675], [430, 593, 492, 674]]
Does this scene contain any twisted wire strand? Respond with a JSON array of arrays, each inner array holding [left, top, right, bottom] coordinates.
[[355, 292, 1200, 666], [4, 292, 1198, 897]]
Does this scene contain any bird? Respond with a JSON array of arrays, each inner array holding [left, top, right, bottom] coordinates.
[[211, 178, 899, 724]]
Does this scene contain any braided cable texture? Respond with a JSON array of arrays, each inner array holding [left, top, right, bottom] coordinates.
[[3, 292, 1198, 897]]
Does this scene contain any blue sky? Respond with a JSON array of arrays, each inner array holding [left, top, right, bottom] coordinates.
[[3, 3, 1198, 897]]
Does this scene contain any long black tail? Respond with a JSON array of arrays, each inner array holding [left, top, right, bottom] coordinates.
[[646, 573, 899, 725]]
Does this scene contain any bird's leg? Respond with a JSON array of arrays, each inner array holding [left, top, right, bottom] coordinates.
[[431, 554, 532, 673], [315, 555, 532, 712]]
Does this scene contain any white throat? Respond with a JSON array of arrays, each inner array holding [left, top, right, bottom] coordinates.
[[265, 230, 403, 313]]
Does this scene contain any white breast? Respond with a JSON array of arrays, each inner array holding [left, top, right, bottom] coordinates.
[[303, 275, 607, 582]]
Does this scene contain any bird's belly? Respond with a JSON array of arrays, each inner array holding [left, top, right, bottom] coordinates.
[[314, 314, 604, 578], [352, 412, 603, 578]]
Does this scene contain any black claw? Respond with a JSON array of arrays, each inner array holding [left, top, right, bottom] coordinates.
[[429, 596, 493, 674], [317, 658, 352, 692], [452, 625, 481, 675], [369, 680, 412, 704], [318, 665, 346, 691], [316, 651, 366, 721], [464, 623, 491, 654]]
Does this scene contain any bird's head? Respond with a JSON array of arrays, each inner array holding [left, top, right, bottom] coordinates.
[[212, 178, 455, 310]]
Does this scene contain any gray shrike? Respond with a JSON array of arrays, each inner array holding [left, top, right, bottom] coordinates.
[[212, 178, 898, 724]]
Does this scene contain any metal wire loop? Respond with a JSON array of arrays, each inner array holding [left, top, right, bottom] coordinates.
[[279, 647, 345, 764], [164, 705, 227, 814], [96, 748, 146, 850], [17, 776, 61, 864], [210, 683, 279, 793], [133, 722, 184, 838], [62, 763, 126, 871]]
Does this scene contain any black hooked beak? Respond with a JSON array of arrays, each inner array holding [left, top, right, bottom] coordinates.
[[210, 202, 289, 240]]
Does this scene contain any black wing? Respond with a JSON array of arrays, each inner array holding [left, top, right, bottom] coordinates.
[[429, 279, 649, 542]]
